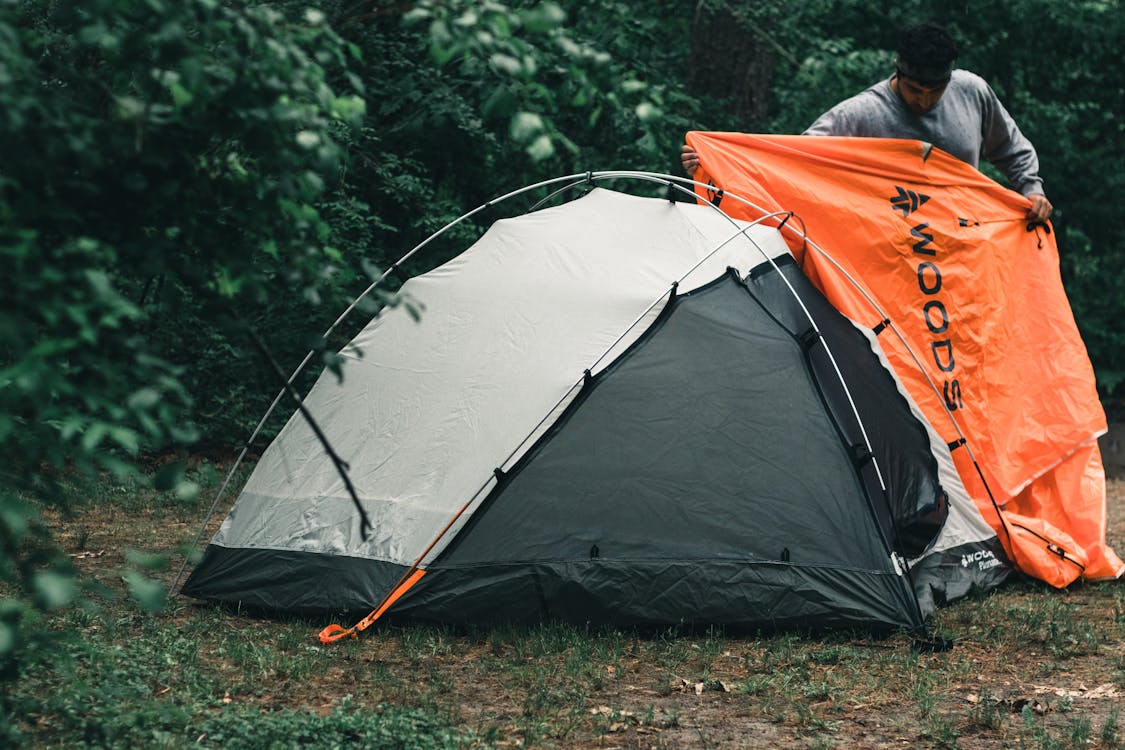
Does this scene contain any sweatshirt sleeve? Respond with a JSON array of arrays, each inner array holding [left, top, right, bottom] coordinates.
[[978, 81, 1045, 197], [804, 107, 846, 136], [804, 99, 861, 136]]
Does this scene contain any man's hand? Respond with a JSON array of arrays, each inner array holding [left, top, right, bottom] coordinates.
[[1027, 194, 1053, 223], [681, 145, 700, 177]]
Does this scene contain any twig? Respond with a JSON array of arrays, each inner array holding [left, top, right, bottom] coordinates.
[[243, 325, 373, 541]]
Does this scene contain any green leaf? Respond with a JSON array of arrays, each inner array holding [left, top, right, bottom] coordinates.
[[123, 570, 166, 612], [521, 3, 566, 33], [175, 481, 200, 503], [482, 85, 517, 119], [226, 152, 249, 179], [509, 111, 544, 142], [107, 425, 140, 454], [296, 130, 321, 149], [430, 19, 452, 48], [402, 8, 431, 25], [81, 422, 109, 452], [490, 53, 522, 76], [169, 81, 194, 108], [97, 454, 139, 480], [0, 621, 14, 656], [114, 95, 146, 120], [125, 549, 170, 571], [169, 424, 201, 445], [127, 387, 162, 411], [635, 101, 662, 123], [331, 95, 366, 123], [0, 501, 31, 540], [32, 571, 75, 610], [525, 134, 555, 161], [152, 460, 185, 491]]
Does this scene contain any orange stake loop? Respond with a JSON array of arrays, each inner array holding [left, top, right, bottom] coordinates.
[[318, 569, 427, 645], [317, 466, 503, 645]]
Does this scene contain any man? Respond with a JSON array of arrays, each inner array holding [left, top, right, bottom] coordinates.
[[681, 22, 1052, 222]]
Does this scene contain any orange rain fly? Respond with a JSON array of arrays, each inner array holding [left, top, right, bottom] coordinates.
[[686, 132, 1122, 587]]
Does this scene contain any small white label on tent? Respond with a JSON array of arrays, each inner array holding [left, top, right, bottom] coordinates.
[[890, 554, 905, 576]]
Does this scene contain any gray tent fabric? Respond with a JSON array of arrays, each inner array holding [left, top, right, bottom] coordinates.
[[182, 186, 1008, 629]]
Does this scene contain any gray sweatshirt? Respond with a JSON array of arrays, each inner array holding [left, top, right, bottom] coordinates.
[[804, 70, 1045, 196]]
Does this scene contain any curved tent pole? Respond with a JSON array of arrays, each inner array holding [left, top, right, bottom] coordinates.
[[526, 172, 599, 213]]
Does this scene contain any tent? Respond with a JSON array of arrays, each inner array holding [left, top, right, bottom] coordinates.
[[685, 132, 1124, 588], [182, 184, 1002, 633]]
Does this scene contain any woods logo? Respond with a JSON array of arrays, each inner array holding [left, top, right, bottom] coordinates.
[[889, 186, 964, 412], [961, 549, 1000, 570], [889, 186, 930, 217]]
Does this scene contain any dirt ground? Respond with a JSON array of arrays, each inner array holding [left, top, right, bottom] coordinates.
[[54, 470, 1125, 749]]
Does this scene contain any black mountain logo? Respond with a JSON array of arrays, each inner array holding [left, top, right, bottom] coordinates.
[[889, 186, 930, 217]]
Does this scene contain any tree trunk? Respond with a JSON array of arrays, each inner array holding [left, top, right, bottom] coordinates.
[[688, 1, 776, 126]]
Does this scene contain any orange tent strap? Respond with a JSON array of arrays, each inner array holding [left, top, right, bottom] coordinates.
[[318, 569, 427, 645]]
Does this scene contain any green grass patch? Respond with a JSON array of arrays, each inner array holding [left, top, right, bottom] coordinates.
[[3, 469, 1123, 749]]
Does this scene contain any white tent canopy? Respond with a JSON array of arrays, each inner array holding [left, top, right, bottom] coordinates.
[[211, 188, 791, 569]]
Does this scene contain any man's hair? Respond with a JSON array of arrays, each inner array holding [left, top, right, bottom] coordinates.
[[896, 22, 958, 74]]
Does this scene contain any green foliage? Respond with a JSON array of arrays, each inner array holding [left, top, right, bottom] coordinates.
[[0, 0, 373, 693], [965, 0, 1125, 395], [0, 0, 707, 699], [3, 608, 477, 749], [402, 0, 666, 167], [1, 0, 365, 471]]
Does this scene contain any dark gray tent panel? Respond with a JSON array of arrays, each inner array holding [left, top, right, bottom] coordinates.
[[746, 256, 949, 558]]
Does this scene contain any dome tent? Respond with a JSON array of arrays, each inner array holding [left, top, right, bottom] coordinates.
[[181, 176, 1004, 636]]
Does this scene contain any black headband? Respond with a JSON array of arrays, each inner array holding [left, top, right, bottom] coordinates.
[[895, 56, 953, 86]]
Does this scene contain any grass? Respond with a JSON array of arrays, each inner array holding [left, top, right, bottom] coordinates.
[[2, 466, 1123, 748]]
